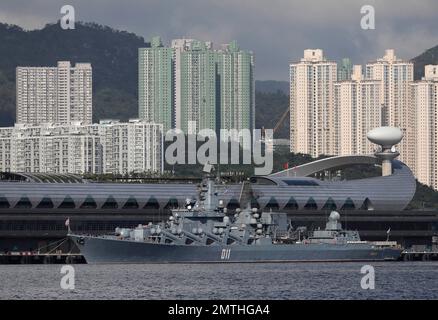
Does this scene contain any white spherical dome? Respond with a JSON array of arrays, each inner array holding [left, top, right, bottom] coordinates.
[[329, 211, 340, 221], [367, 127, 403, 147]]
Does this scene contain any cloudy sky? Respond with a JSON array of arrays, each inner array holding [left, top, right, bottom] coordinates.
[[0, 0, 437, 80]]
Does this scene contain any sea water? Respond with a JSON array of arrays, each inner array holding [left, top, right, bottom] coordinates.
[[0, 262, 437, 300]]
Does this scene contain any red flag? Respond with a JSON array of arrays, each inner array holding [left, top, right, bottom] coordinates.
[[283, 162, 289, 170]]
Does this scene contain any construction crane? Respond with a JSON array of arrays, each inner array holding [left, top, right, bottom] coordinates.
[[261, 107, 290, 140], [273, 108, 290, 134]]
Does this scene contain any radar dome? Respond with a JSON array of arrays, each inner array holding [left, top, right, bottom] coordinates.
[[329, 211, 340, 221], [367, 127, 403, 148]]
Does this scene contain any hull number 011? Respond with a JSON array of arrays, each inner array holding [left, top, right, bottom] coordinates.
[[221, 249, 231, 260]]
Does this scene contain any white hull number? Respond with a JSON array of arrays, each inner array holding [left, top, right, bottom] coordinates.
[[221, 248, 231, 260]]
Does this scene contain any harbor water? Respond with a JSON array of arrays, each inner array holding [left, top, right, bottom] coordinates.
[[0, 261, 437, 300]]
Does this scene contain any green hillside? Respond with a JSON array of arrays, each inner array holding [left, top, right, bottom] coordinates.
[[0, 21, 148, 125], [255, 91, 289, 139], [411, 44, 438, 80]]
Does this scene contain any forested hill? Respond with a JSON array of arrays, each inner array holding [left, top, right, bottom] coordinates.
[[411, 44, 438, 80], [0, 22, 148, 125]]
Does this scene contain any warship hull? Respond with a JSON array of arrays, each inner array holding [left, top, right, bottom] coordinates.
[[70, 235, 401, 264]]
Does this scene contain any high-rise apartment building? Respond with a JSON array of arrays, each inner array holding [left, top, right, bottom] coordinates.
[[288, 49, 438, 190], [180, 40, 218, 134], [218, 41, 255, 133], [138, 37, 173, 133], [289, 49, 337, 157], [338, 58, 353, 81], [335, 65, 381, 155], [0, 120, 163, 175], [16, 61, 92, 125], [411, 65, 438, 189], [171, 38, 196, 130], [1, 123, 101, 174], [99, 119, 163, 175], [139, 37, 254, 136], [365, 50, 414, 169]]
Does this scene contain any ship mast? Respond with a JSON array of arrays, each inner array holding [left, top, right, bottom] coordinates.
[[199, 163, 218, 212]]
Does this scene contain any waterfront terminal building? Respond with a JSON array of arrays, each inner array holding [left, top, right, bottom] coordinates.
[[0, 154, 437, 254]]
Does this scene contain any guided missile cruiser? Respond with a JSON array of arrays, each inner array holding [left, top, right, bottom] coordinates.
[[69, 172, 402, 264]]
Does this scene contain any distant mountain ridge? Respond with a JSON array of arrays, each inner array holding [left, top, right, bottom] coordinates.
[[255, 80, 289, 95], [411, 44, 438, 80]]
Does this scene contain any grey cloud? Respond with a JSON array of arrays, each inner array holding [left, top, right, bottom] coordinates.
[[0, 0, 437, 80]]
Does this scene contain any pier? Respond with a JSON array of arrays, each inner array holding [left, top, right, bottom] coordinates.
[[1, 250, 438, 264], [0, 252, 85, 264], [0, 237, 85, 264], [401, 245, 438, 261], [1, 249, 438, 264]]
